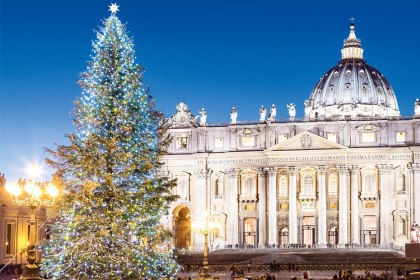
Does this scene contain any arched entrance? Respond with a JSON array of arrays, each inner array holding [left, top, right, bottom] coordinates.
[[173, 206, 191, 249], [279, 227, 289, 246]]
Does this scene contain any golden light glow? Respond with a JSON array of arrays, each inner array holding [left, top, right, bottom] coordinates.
[[5, 182, 22, 196], [5, 179, 59, 208], [46, 183, 59, 197]]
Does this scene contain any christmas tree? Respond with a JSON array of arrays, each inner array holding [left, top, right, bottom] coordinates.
[[42, 4, 178, 279]]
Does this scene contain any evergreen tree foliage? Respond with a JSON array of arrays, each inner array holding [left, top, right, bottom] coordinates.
[[41, 12, 178, 279]]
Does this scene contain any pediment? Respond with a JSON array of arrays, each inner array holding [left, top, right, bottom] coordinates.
[[265, 131, 348, 152]]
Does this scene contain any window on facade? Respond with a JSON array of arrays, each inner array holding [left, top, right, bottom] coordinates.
[[214, 137, 224, 148], [242, 136, 256, 147], [177, 179, 188, 199], [176, 135, 188, 149], [361, 132, 376, 143], [303, 174, 314, 194], [280, 203, 289, 210], [399, 217, 407, 236], [215, 179, 223, 197], [364, 174, 375, 194], [279, 176, 288, 195], [244, 204, 255, 210], [244, 177, 256, 196], [396, 174, 406, 194], [6, 223, 16, 255], [327, 133, 337, 143], [328, 174, 338, 195], [277, 134, 288, 144], [395, 132, 406, 142]]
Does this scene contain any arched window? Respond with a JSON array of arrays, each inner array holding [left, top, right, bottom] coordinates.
[[244, 177, 255, 196], [400, 218, 407, 236], [328, 174, 338, 195], [303, 175, 314, 194], [364, 174, 375, 193], [396, 174, 406, 194], [215, 179, 223, 197], [279, 176, 288, 195]]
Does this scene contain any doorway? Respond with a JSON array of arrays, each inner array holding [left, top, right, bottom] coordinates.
[[302, 216, 315, 246], [173, 206, 191, 249], [328, 226, 338, 245], [243, 218, 257, 247]]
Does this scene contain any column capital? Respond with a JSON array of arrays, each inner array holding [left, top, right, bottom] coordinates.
[[193, 168, 210, 178], [317, 165, 327, 175], [289, 166, 298, 175], [158, 170, 170, 177], [337, 165, 348, 175], [264, 167, 277, 177], [377, 164, 393, 174], [410, 163, 420, 174], [349, 165, 360, 175], [256, 168, 266, 176], [225, 168, 240, 178]]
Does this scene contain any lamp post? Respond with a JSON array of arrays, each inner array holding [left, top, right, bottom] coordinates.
[[192, 213, 218, 279], [4, 166, 59, 280]]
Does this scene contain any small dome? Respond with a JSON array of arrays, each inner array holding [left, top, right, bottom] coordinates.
[[305, 23, 400, 118]]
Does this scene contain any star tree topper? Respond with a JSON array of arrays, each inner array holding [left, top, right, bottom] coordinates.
[[109, 3, 119, 15]]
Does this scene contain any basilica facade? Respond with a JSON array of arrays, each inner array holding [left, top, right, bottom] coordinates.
[[161, 23, 420, 250]]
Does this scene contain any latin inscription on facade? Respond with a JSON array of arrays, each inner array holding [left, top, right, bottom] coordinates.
[[206, 154, 412, 165]]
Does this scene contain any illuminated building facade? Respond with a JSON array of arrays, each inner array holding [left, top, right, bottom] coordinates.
[[161, 24, 420, 250]]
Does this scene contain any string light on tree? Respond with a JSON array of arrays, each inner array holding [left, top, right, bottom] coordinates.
[[41, 3, 178, 279]]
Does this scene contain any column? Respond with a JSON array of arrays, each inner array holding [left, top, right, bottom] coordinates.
[[206, 170, 213, 219], [225, 168, 240, 246], [257, 169, 267, 247], [266, 167, 278, 245], [350, 165, 360, 244], [412, 163, 420, 224], [317, 166, 327, 246], [192, 169, 209, 249], [378, 164, 392, 246], [288, 166, 298, 244], [338, 165, 348, 246]]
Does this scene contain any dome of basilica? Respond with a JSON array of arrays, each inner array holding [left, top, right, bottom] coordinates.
[[305, 23, 400, 119]]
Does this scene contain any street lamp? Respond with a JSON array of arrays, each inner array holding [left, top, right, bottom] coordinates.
[[4, 167, 59, 280], [192, 212, 219, 279]]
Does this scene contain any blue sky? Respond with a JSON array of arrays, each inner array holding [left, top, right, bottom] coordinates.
[[1, 0, 419, 181]]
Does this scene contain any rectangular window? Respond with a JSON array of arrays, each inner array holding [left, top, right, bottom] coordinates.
[[214, 137, 224, 148], [361, 132, 376, 143], [175, 135, 188, 150], [6, 223, 16, 255], [277, 134, 288, 144], [395, 131, 406, 142], [327, 133, 337, 143], [241, 136, 256, 147], [244, 204, 255, 211], [280, 203, 289, 210]]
